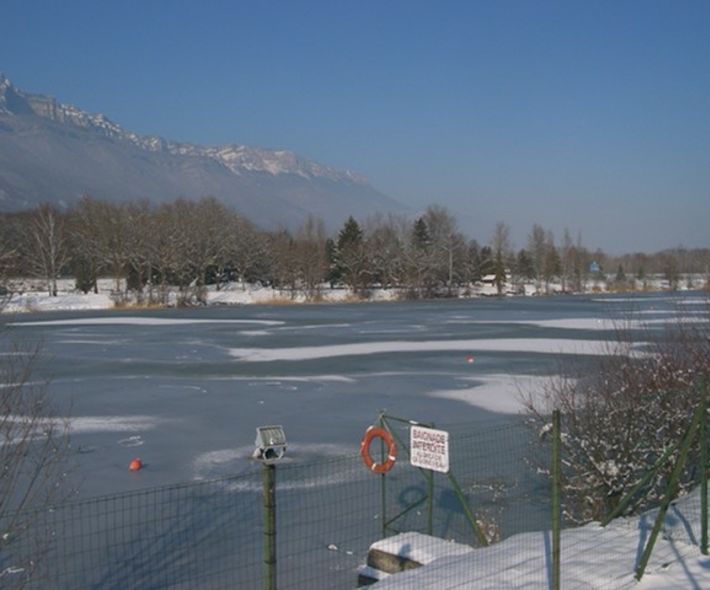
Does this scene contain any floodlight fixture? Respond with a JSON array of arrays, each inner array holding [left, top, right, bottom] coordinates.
[[254, 425, 287, 464]]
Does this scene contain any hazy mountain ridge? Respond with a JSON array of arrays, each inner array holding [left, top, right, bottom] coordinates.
[[0, 74, 399, 227], [0, 74, 366, 183]]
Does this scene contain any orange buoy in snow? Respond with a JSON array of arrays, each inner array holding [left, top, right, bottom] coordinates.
[[128, 458, 143, 471]]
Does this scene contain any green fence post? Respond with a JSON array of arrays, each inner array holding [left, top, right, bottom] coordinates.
[[635, 404, 702, 580], [427, 420, 435, 536], [447, 472, 489, 546], [262, 463, 277, 590], [380, 413, 388, 538], [378, 413, 485, 543], [427, 469, 434, 535], [601, 437, 683, 527], [551, 409, 561, 590], [701, 377, 708, 555]]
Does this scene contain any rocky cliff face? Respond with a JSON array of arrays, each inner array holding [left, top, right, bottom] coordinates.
[[0, 74, 400, 227], [0, 73, 367, 182]]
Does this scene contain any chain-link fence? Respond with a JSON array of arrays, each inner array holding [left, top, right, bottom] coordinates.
[[1, 412, 708, 590]]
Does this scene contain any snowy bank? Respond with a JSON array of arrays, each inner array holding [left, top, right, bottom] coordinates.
[[366, 486, 710, 589], [1, 279, 402, 313], [2, 276, 707, 314]]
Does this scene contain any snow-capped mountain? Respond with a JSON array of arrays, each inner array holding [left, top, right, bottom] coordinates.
[[0, 74, 401, 227]]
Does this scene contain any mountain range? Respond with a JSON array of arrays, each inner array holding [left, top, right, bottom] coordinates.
[[0, 73, 403, 228]]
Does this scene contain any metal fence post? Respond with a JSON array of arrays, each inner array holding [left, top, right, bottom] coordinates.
[[635, 404, 702, 580], [446, 473, 489, 546], [379, 414, 388, 537], [701, 376, 708, 555], [427, 469, 434, 535], [262, 463, 277, 590], [601, 438, 682, 527], [551, 409, 561, 590]]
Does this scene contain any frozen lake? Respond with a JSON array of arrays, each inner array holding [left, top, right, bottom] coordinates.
[[4, 292, 702, 498]]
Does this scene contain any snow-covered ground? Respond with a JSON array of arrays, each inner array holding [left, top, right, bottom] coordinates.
[[2, 278, 401, 313], [368, 485, 710, 589], [2, 275, 707, 314]]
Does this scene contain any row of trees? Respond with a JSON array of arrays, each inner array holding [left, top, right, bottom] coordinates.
[[1, 196, 708, 303]]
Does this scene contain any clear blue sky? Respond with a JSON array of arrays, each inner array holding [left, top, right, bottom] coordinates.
[[2, 1, 709, 253]]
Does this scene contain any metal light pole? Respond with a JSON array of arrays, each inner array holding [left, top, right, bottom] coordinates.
[[262, 462, 277, 590], [254, 425, 287, 590]]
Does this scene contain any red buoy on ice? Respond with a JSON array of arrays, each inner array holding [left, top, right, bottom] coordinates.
[[128, 458, 143, 471]]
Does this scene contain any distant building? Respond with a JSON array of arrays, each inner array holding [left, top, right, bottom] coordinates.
[[589, 261, 601, 274]]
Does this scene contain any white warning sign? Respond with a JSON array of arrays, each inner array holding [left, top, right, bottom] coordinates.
[[410, 426, 449, 473]]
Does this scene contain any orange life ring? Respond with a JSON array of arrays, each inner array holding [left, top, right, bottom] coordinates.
[[360, 426, 397, 474]]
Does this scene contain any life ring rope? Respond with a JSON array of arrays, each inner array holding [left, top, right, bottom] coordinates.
[[360, 425, 397, 474]]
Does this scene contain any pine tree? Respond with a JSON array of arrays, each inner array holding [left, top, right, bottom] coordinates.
[[411, 217, 430, 251], [335, 216, 367, 291], [516, 249, 535, 280], [338, 216, 364, 251], [615, 264, 626, 283], [467, 241, 482, 283], [479, 246, 495, 276]]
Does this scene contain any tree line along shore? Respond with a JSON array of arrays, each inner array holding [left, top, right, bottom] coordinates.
[[1, 196, 708, 309]]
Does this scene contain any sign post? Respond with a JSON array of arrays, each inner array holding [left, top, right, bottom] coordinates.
[[376, 414, 488, 545], [410, 425, 449, 535]]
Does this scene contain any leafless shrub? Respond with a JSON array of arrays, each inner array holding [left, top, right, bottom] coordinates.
[[524, 302, 710, 524], [0, 340, 71, 587], [475, 512, 502, 545]]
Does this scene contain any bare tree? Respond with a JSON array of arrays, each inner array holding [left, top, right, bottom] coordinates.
[[227, 222, 269, 286], [293, 216, 328, 298], [424, 205, 465, 294], [147, 202, 181, 304], [0, 213, 21, 303], [267, 228, 299, 295], [559, 228, 574, 293], [363, 214, 407, 290], [67, 196, 108, 294], [183, 197, 232, 302], [27, 205, 68, 297], [69, 198, 132, 294], [404, 216, 435, 297], [571, 231, 589, 292], [490, 221, 511, 295], [99, 202, 129, 294], [541, 230, 560, 292], [164, 200, 202, 304], [660, 251, 680, 291], [122, 200, 154, 300], [528, 223, 546, 291]]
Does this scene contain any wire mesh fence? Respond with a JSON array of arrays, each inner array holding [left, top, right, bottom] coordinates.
[[0, 474, 264, 589], [1, 413, 708, 589], [378, 416, 550, 545]]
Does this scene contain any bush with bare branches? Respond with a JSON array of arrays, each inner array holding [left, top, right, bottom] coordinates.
[[525, 305, 710, 524], [0, 337, 71, 586]]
